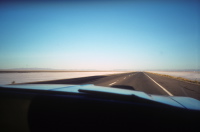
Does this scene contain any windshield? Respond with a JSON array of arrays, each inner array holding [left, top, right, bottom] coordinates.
[[0, 0, 200, 100]]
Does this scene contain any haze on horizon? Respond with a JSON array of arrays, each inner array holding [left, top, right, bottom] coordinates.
[[0, 1, 200, 71]]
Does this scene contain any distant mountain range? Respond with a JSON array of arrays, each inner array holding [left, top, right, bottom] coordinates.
[[0, 68, 125, 72], [0, 68, 57, 71], [0, 68, 199, 72]]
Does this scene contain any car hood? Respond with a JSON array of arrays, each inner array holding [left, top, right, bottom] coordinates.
[[1, 84, 200, 110]]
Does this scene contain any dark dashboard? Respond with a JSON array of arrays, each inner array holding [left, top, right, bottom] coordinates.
[[1, 84, 200, 132]]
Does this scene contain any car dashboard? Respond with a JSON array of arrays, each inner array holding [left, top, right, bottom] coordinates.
[[1, 84, 200, 132]]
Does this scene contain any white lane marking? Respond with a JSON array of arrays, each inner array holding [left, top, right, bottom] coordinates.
[[145, 73, 173, 96], [124, 77, 126, 79], [109, 81, 117, 86]]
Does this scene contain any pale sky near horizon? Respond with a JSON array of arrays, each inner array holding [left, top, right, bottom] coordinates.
[[0, 1, 200, 70]]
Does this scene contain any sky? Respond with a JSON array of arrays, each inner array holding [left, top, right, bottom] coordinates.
[[0, 1, 200, 71]]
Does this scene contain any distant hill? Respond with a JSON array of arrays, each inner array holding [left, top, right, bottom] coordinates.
[[0, 68, 71, 72], [0, 68, 123, 72], [0, 68, 56, 71]]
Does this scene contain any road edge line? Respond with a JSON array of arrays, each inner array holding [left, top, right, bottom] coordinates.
[[145, 73, 173, 96]]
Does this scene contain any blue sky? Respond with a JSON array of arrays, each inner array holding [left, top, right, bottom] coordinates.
[[0, 1, 200, 70]]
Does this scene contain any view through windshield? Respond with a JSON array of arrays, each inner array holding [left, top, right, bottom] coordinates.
[[0, 0, 200, 100]]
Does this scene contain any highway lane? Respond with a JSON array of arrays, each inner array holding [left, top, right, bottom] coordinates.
[[145, 72, 200, 100], [25, 71, 200, 100], [92, 72, 200, 100]]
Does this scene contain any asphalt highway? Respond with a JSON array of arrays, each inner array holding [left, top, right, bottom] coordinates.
[[92, 72, 200, 100], [25, 71, 200, 100]]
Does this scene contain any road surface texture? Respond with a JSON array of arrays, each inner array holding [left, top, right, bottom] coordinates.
[[25, 72, 200, 100], [92, 72, 200, 100]]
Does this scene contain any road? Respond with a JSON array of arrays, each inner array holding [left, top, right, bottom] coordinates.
[[91, 72, 200, 100]]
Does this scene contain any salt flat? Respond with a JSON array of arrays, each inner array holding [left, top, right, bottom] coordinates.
[[0, 71, 126, 85], [149, 71, 200, 81]]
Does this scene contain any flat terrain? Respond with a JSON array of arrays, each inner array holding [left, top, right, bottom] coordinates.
[[0, 70, 121, 73], [148, 71, 200, 81], [26, 72, 200, 100]]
